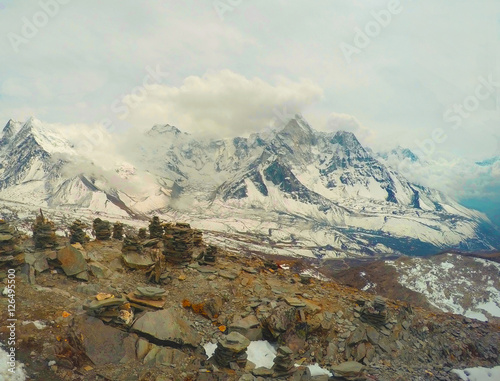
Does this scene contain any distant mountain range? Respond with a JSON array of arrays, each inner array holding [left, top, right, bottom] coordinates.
[[1, 116, 499, 258]]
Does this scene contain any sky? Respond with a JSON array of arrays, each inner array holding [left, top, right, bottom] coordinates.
[[0, 0, 499, 222]]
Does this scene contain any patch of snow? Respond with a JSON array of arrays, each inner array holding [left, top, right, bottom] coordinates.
[[452, 365, 500, 380], [463, 310, 488, 322], [21, 320, 47, 330], [476, 301, 500, 318], [204, 340, 277, 370], [203, 342, 217, 358], [300, 269, 328, 281], [305, 363, 333, 377], [247, 341, 276, 369]]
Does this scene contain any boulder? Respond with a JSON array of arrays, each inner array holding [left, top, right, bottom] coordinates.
[[70, 315, 137, 366], [131, 307, 201, 347], [230, 314, 263, 341], [330, 361, 364, 378], [57, 245, 88, 276]]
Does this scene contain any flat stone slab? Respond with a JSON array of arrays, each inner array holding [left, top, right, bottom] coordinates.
[[284, 297, 306, 307], [252, 367, 274, 376], [57, 245, 88, 276], [197, 266, 218, 274], [219, 331, 250, 352], [132, 307, 201, 346], [0, 233, 14, 241], [135, 286, 166, 299], [83, 296, 128, 311], [126, 292, 166, 309], [231, 314, 260, 330], [219, 270, 238, 280], [122, 253, 154, 269], [331, 361, 364, 377]]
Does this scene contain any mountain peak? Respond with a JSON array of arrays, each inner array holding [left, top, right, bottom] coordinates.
[[331, 130, 363, 150], [148, 124, 184, 136], [277, 116, 315, 144], [2, 119, 22, 140], [11, 117, 74, 155]]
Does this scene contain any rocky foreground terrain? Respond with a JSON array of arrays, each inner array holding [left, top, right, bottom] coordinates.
[[1, 216, 500, 381]]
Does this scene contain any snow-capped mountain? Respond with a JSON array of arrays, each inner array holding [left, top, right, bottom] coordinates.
[[0, 118, 137, 217], [0, 116, 499, 258]]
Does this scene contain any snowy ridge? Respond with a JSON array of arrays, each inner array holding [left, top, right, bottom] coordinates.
[[0, 116, 499, 258]]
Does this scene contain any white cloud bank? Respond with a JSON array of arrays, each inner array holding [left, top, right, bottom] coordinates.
[[121, 70, 324, 137]]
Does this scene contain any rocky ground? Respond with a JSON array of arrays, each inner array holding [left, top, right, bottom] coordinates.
[[1, 224, 500, 381]]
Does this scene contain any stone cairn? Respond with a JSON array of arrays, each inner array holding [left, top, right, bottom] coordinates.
[[203, 244, 217, 265], [112, 222, 124, 240], [148, 216, 164, 239], [264, 259, 279, 271], [193, 229, 203, 247], [360, 296, 387, 326], [122, 234, 143, 253], [272, 346, 296, 377], [0, 219, 24, 267], [213, 331, 250, 368], [163, 222, 194, 265], [138, 228, 147, 240], [32, 210, 57, 249], [83, 294, 134, 325], [69, 220, 88, 245], [93, 218, 111, 241]]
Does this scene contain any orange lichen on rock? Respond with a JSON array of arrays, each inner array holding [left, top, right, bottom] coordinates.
[[191, 302, 208, 317]]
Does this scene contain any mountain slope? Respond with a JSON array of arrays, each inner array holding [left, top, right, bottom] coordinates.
[[0, 116, 499, 258]]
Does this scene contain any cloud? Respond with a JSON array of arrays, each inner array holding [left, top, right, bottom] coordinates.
[[324, 112, 375, 144], [120, 70, 323, 137]]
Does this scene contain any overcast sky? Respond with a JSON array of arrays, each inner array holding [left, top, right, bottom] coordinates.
[[0, 0, 499, 161]]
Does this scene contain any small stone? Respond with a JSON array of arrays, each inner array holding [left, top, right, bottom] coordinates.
[[219, 270, 238, 280], [284, 297, 306, 307]]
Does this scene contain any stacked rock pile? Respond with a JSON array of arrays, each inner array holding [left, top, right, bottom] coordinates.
[[264, 259, 279, 271], [360, 296, 387, 326], [193, 229, 203, 246], [127, 286, 167, 309], [32, 211, 57, 249], [93, 218, 111, 241], [272, 346, 296, 378], [213, 332, 250, 368], [163, 222, 194, 264], [69, 220, 88, 245], [112, 222, 124, 240], [0, 219, 24, 267], [83, 293, 134, 325], [138, 228, 147, 240], [122, 235, 143, 253], [148, 216, 164, 239], [203, 245, 217, 265]]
